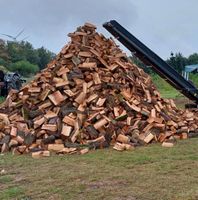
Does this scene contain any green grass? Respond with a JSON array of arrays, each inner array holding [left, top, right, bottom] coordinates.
[[0, 139, 198, 200], [152, 74, 182, 98], [0, 175, 13, 184], [0, 187, 24, 200], [152, 74, 198, 99], [189, 73, 198, 87]]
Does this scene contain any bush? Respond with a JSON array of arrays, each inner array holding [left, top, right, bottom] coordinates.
[[0, 58, 6, 66], [0, 65, 9, 73], [8, 60, 39, 77]]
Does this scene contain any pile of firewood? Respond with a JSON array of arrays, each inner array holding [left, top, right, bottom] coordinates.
[[0, 23, 198, 157]]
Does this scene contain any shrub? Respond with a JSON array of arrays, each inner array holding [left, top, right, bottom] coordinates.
[[0, 58, 6, 66], [0, 65, 9, 73], [8, 60, 39, 77]]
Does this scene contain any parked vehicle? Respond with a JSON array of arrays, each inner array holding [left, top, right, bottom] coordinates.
[[0, 70, 25, 96]]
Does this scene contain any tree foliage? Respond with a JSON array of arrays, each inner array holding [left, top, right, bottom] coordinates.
[[166, 52, 188, 73], [6, 41, 55, 68], [0, 39, 9, 62], [0, 40, 55, 73], [8, 60, 39, 77], [37, 47, 55, 69], [187, 53, 198, 65], [0, 58, 6, 66], [131, 51, 198, 74], [1, 38, 198, 77]]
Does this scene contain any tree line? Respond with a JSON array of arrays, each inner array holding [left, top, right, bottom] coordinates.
[[0, 39, 55, 77], [130, 52, 198, 74], [0, 38, 198, 77]]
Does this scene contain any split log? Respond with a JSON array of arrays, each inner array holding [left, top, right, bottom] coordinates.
[[61, 124, 72, 137], [116, 134, 130, 144], [162, 142, 174, 148], [80, 148, 89, 155], [144, 133, 154, 144], [57, 147, 77, 154], [41, 124, 57, 132], [48, 91, 66, 105], [32, 151, 50, 158], [48, 144, 64, 152], [113, 142, 134, 151], [62, 116, 75, 126], [86, 125, 99, 139], [93, 118, 108, 130]]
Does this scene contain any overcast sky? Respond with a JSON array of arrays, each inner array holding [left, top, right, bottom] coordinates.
[[0, 0, 197, 59]]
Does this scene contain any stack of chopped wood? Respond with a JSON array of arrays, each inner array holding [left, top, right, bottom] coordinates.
[[0, 23, 198, 156]]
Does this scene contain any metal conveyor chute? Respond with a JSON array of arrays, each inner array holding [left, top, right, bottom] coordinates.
[[103, 20, 198, 104]]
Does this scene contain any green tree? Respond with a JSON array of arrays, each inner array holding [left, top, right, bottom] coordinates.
[[6, 41, 55, 70], [187, 53, 198, 65], [7, 41, 39, 65], [166, 52, 187, 73], [7, 41, 25, 62], [0, 58, 6, 66], [0, 39, 9, 64], [37, 47, 55, 69], [22, 41, 40, 65], [8, 60, 39, 77]]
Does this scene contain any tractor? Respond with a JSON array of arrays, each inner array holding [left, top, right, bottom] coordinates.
[[0, 70, 25, 96]]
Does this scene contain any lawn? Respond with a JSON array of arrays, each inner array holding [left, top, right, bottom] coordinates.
[[152, 74, 198, 99], [0, 138, 198, 200]]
